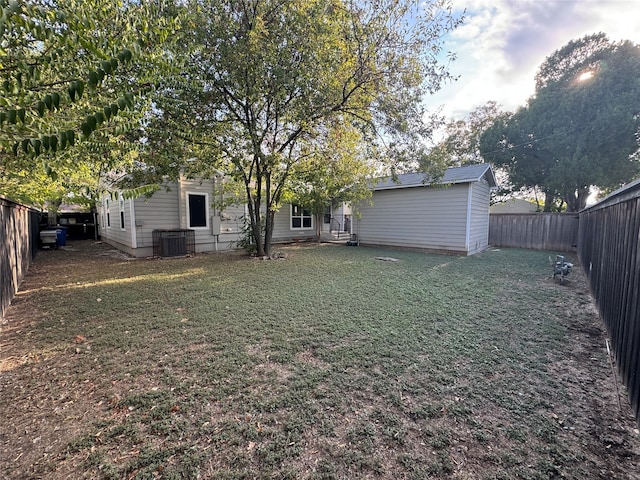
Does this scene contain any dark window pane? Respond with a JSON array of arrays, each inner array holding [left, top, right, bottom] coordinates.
[[120, 211, 125, 229], [292, 217, 301, 228], [189, 194, 207, 227], [303, 217, 311, 228], [292, 204, 301, 216], [303, 208, 311, 217]]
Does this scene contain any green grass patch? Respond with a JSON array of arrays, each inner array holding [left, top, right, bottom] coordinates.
[[2, 242, 635, 479]]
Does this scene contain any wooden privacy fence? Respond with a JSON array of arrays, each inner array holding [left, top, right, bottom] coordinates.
[[489, 213, 579, 252], [578, 180, 640, 424], [1, 196, 39, 322]]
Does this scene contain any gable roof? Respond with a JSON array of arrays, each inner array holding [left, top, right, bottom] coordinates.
[[373, 164, 498, 191]]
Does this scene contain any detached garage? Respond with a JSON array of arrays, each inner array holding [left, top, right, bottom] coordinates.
[[354, 164, 497, 256]]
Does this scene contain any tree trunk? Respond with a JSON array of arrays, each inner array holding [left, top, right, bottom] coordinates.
[[48, 199, 62, 226], [263, 209, 274, 257], [543, 189, 556, 212], [246, 192, 266, 257], [564, 186, 589, 212], [253, 206, 266, 257], [315, 213, 322, 241]]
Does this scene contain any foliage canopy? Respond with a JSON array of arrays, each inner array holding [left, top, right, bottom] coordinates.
[[146, 0, 461, 256], [480, 33, 640, 212], [0, 0, 180, 207]]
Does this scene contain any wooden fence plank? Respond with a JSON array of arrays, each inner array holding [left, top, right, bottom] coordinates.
[[0, 197, 38, 322], [579, 186, 640, 426], [489, 213, 578, 252]]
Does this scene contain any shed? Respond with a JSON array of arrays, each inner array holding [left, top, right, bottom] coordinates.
[[353, 164, 497, 255]]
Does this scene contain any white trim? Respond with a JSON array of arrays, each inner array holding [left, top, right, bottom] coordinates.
[[465, 184, 473, 251], [129, 198, 137, 249], [290, 203, 313, 230], [186, 191, 210, 229]]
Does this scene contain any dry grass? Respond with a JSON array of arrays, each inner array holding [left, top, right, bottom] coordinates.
[[1, 241, 639, 479]]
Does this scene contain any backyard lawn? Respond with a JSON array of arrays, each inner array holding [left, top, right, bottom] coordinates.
[[0, 241, 638, 479]]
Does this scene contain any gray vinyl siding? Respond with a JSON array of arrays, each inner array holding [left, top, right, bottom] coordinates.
[[99, 187, 181, 257], [468, 178, 491, 255], [179, 178, 213, 252], [178, 178, 244, 253], [212, 202, 245, 251], [355, 184, 470, 253], [100, 178, 246, 257], [272, 203, 316, 243], [99, 194, 136, 250], [125, 187, 181, 256]]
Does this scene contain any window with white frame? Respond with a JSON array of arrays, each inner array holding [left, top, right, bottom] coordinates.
[[187, 192, 208, 228], [105, 198, 111, 228], [291, 203, 312, 229], [119, 194, 125, 230]]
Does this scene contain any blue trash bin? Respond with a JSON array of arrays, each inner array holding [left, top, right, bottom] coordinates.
[[56, 226, 68, 246]]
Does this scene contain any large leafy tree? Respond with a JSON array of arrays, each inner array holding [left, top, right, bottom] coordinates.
[[0, 0, 180, 206], [152, 0, 461, 256], [286, 122, 375, 239], [426, 101, 506, 168], [480, 34, 640, 212]]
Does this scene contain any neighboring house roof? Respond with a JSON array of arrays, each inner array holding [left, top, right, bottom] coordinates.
[[373, 164, 498, 191], [490, 198, 539, 214]]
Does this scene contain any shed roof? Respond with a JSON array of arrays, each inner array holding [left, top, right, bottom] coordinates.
[[373, 164, 497, 191]]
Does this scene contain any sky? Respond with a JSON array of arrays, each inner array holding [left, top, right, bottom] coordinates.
[[425, 0, 640, 122]]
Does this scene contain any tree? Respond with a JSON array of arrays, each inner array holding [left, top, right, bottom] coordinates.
[[153, 0, 462, 257], [426, 101, 506, 168], [285, 122, 375, 239], [0, 0, 181, 205], [480, 34, 640, 212]]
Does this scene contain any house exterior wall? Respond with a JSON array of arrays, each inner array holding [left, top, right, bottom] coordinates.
[[329, 202, 352, 233], [354, 183, 470, 253], [133, 188, 181, 254], [271, 203, 316, 243], [98, 193, 139, 255], [99, 166, 494, 257], [178, 178, 212, 253], [467, 178, 491, 255], [100, 178, 245, 257]]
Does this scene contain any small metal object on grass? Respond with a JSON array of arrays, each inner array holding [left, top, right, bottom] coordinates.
[[549, 254, 573, 283], [375, 256, 399, 262]]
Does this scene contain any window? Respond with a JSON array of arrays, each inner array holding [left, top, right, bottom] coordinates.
[[105, 198, 111, 228], [119, 194, 125, 230], [291, 203, 312, 229], [323, 205, 331, 224], [187, 193, 208, 228]]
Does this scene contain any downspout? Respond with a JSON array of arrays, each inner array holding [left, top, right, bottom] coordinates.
[[465, 184, 473, 253]]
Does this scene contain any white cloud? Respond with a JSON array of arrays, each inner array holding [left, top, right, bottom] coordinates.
[[425, 0, 640, 121]]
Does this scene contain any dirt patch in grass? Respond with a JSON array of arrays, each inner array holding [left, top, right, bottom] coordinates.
[[1, 241, 639, 479]]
